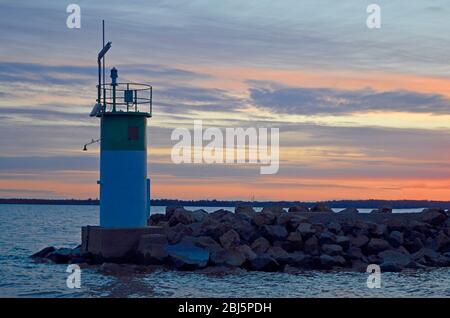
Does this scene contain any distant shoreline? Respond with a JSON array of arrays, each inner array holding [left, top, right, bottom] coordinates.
[[1, 198, 449, 209]]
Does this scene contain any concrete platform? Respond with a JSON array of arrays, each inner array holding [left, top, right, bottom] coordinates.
[[81, 226, 165, 261]]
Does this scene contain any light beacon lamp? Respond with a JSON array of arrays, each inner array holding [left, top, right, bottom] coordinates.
[[81, 21, 162, 262]]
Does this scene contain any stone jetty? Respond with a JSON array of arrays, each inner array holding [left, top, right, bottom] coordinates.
[[32, 205, 450, 273]]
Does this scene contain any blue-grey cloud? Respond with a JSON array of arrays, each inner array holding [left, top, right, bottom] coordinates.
[[249, 86, 450, 115]]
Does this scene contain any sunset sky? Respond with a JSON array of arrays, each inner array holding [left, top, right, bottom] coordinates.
[[1, 1, 450, 201]]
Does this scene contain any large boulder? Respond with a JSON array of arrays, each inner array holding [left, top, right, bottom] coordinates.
[[421, 209, 448, 226], [267, 246, 290, 264], [252, 212, 276, 227], [168, 208, 195, 226], [327, 222, 341, 234], [260, 225, 288, 241], [433, 231, 450, 252], [304, 236, 320, 255], [167, 223, 192, 244], [321, 244, 343, 256], [46, 247, 79, 264], [261, 206, 285, 217], [339, 207, 359, 214], [404, 237, 424, 253], [288, 205, 309, 213], [335, 235, 350, 250], [285, 232, 303, 251], [148, 213, 165, 226], [250, 237, 271, 254], [310, 203, 333, 213], [349, 234, 369, 248], [276, 213, 307, 231], [378, 250, 412, 268], [193, 236, 223, 253], [219, 229, 241, 250], [210, 249, 246, 267], [235, 244, 257, 261], [318, 231, 336, 245], [319, 254, 346, 269], [192, 209, 209, 223], [235, 205, 256, 217], [388, 231, 404, 248], [296, 222, 315, 238], [31, 246, 55, 259], [165, 206, 186, 220], [233, 219, 258, 243], [165, 242, 209, 270], [249, 255, 280, 272], [366, 238, 391, 254]]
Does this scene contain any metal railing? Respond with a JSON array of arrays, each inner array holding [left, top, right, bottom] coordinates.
[[97, 82, 152, 116]]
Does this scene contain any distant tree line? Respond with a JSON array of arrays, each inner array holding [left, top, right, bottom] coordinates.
[[0, 198, 449, 209]]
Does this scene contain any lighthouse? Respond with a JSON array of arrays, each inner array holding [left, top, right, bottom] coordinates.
[[81, 23, 162, 260]]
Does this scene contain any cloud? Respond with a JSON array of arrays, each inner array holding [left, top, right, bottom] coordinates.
[[249, 86, 450, 115]]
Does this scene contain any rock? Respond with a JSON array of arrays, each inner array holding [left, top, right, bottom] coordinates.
[[339, 207, 359, 214], [335, 236, 350, 250], [192, 209, 209, 223], [267, 246, 290, 264], [371, 224, 388, 237], [194, 236, 223, 253], [168, 208, 195, 226], [166, 206, 183, 219], [235, 205, 255, 215], [261, 225, 288, 241], [249, 256, 280, 272], [404, 237, 424, 253], [210, 249, 246, 267], [421, 209, 448, 226], [296, 222, 315, 238], [385, 218, 406, 231], [351, 260, 369, 272], [371, 206, 392, 214], [304, 236, 320, 255], [252, 212, 276, 227], [136, 234, 168, 265], [434, 231, 450, 252], [378, 250, 412, 268], [233, 219, 258, 243], [321, 244, 343, 256], [346, 247, 365, 260], [236, 244, 257, 261], [210, 209, 233, 221], [327, 222, 341, 234], [310, 203, 333, 213], [46, 247, 78, 264], [287, 251, 311, 267], [286, 232, 303, 249], [319, 254, 346, 268], [148, 213, 165, 226], [276, 213, 307, 230], [219, 229, 240, 250], [318, 231, 336, 245], [251, 237, 271, 254], [288, 205, 309, 213], [380, 262, 402, 272], [409, 220, 429, 233], [261, 206, 285, 217], [165, 243, 209, 270], [31, 246, 55, 259], [349, 234, 369, 248], [388, 231, 404, 248], [366, 238, 391, 254], [167, 223, 192, 244]]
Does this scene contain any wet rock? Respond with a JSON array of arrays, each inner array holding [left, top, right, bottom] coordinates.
[[327, 222, 341, 234], [319, 254, 346, 268], [388, 231, 404, 248], [288, 205, 309, 213], [366, 238, 391, 254], [349, 234, 369, 248], [193, 236, 223, 254], [339, 207, 359, 214], [296, 223, 315, 238], [321, 244, 343, 256], [219, 229, 240, 250], [310, 203, 333, 213], [148, 213, 165, 226], [165, 242, 209, 270], [251, 237, 271, 255], [421, 209, 448, 226], [318, 231, 336, 245], [261, 225, 288, 241], [31, 246, 55, 259], [192, 209, 208, 223], [267, 246, 290, 264], [304, 236, 320, 255], [380, 262, 402, 272], [47, 247, 79, 264], [378, 250, 412, 268], [335, 236, 350, 250], [210, 249, 246, 267], [249, 255, 280, 272]]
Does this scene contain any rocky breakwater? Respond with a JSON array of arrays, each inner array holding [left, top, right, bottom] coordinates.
[[32, 205, 450, 273]]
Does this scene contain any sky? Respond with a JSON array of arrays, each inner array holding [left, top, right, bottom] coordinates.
[[1, 0, 450, 201]]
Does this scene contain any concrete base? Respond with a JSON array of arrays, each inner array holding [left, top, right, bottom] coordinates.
[[81, 226, 164, 261]]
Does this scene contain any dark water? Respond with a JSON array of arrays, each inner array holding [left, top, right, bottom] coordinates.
[[0, 204, 449, 298]]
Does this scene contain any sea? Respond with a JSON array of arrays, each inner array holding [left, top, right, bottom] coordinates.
[[0, 204, 449, 298]]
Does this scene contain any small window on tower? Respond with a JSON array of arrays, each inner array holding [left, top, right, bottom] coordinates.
[[128, 126, 139, 140]]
